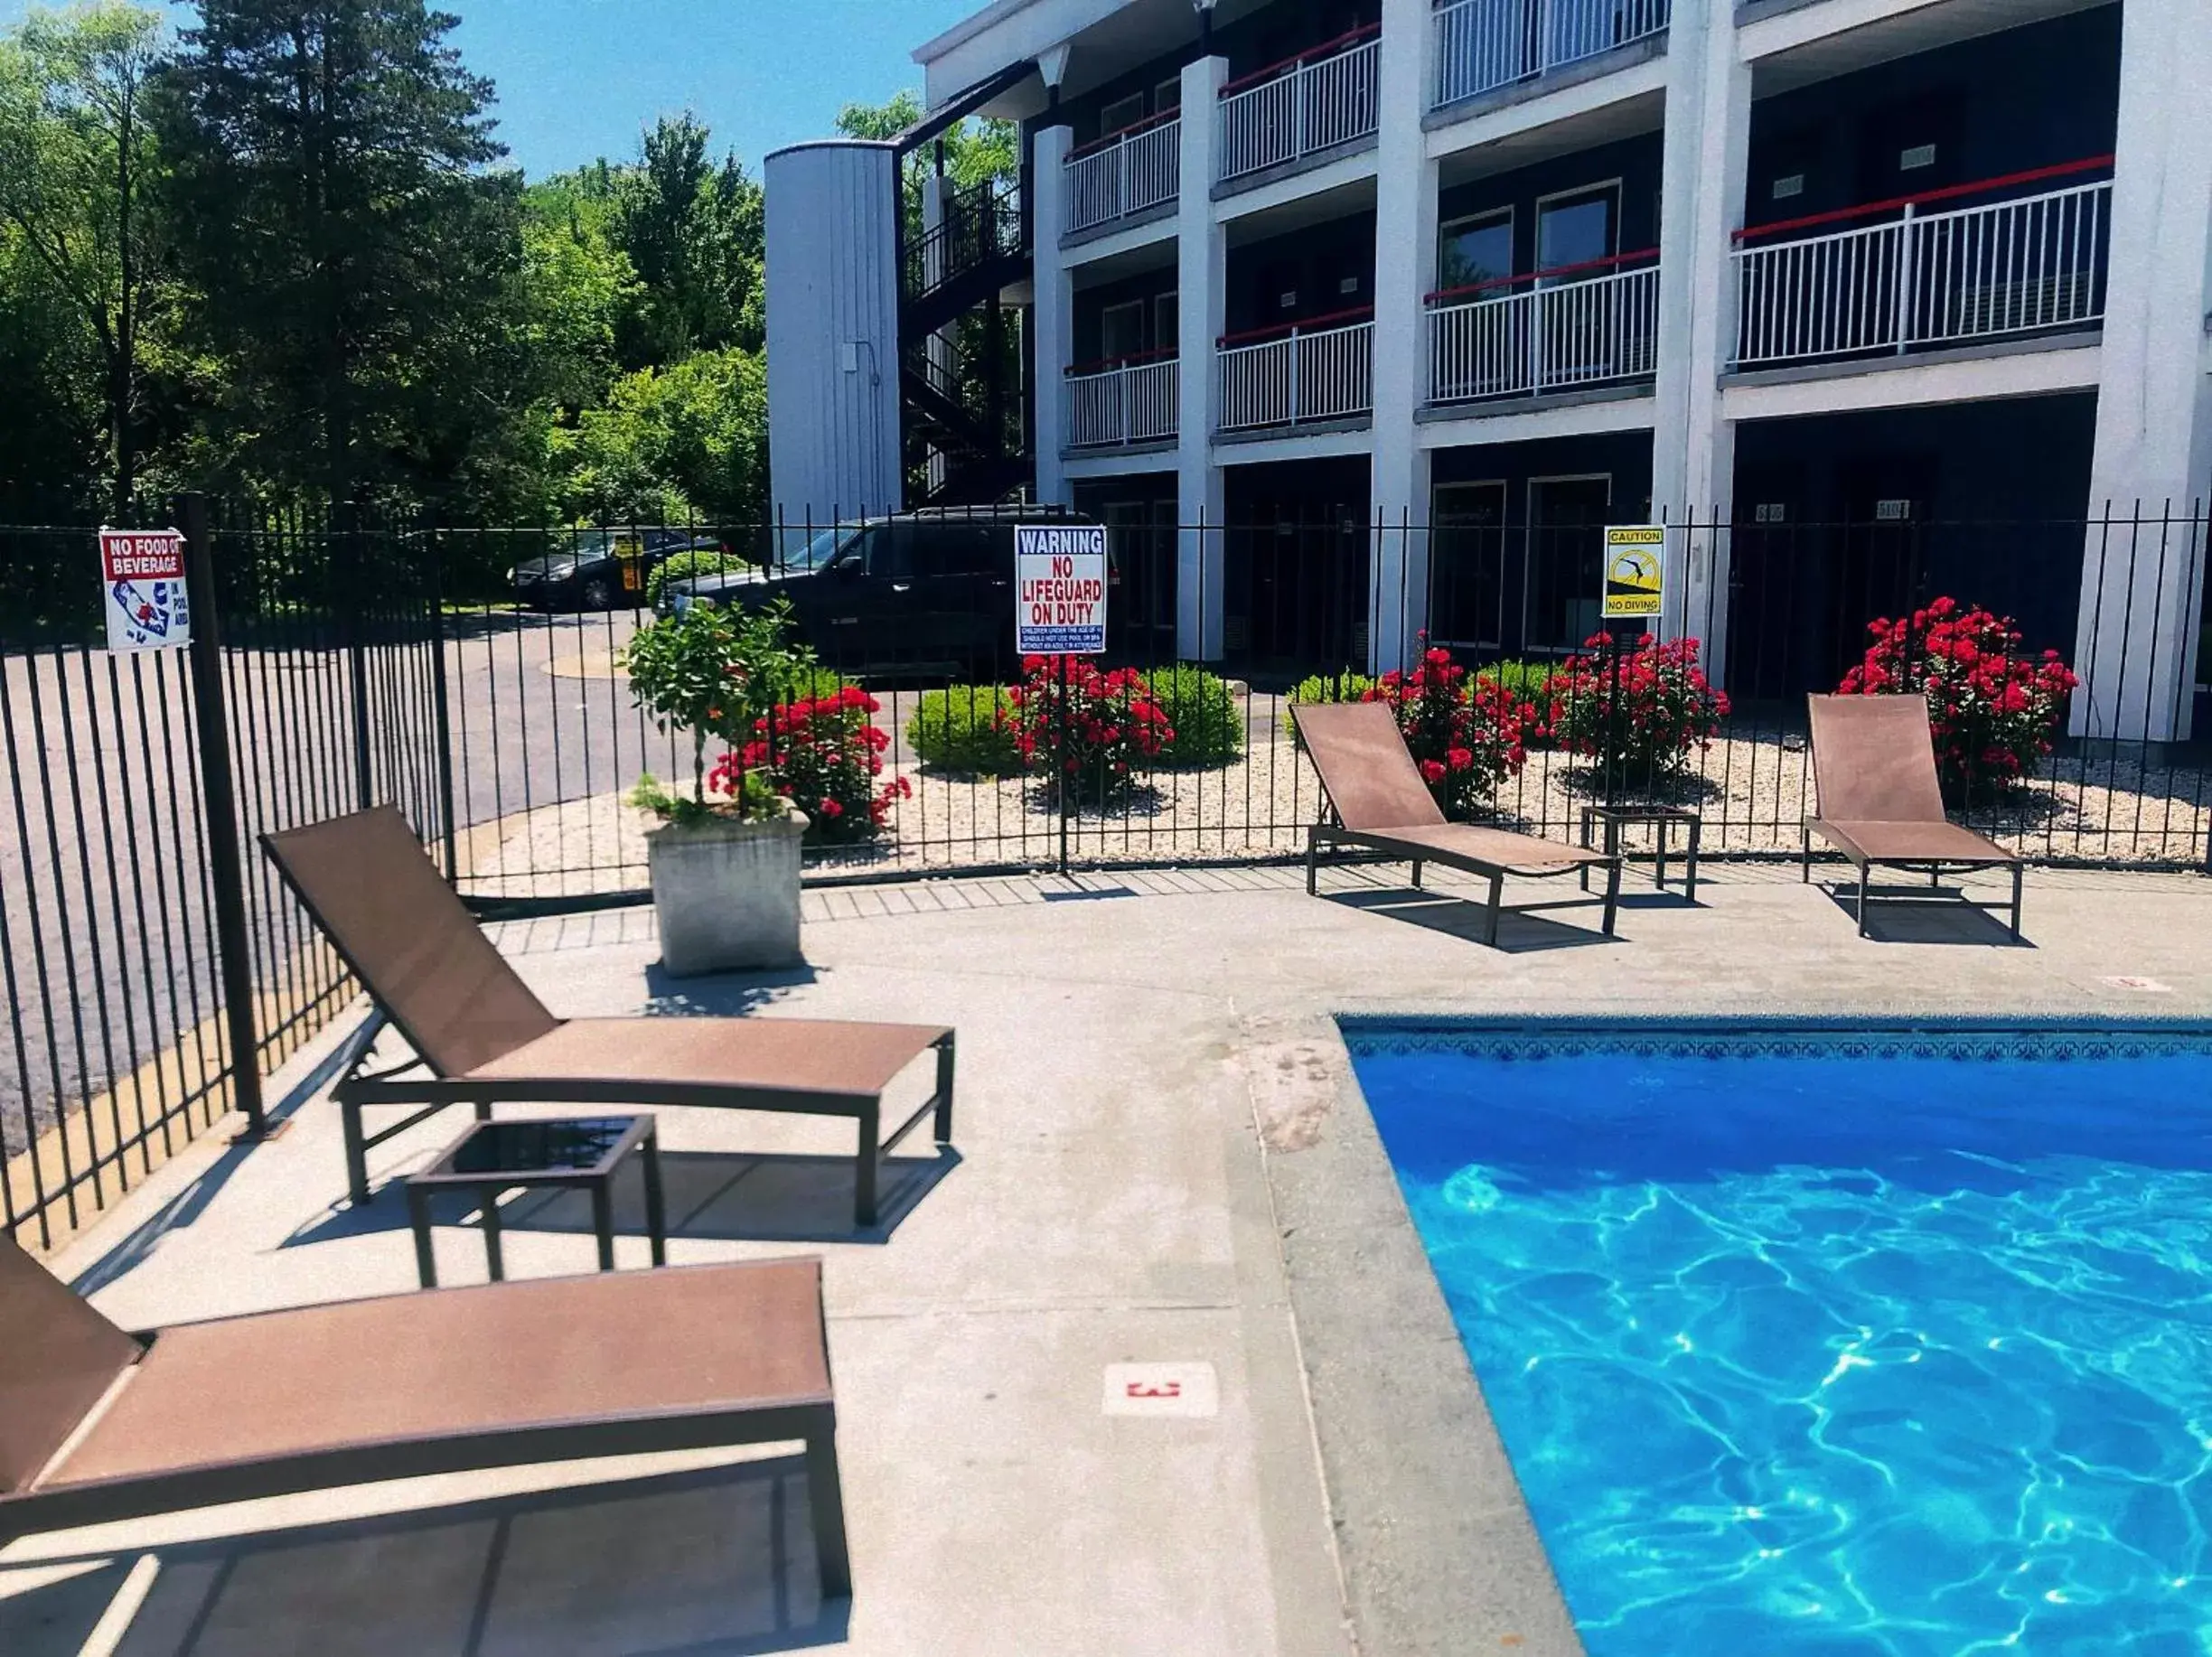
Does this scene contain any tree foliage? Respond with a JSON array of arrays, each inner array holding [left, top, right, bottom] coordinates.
[[0, 1, 167, 514], [0, 4, 791, 530]]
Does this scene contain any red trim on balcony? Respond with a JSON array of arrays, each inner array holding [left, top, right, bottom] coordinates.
[[1219, 23, 1382, 98], [1424, 247, 1661, 305], [1216, 304, 1376, 349], [1733, 154, 2114, 244], [1064, 346, 1181, 376], [1066, 108, 1182, 162]]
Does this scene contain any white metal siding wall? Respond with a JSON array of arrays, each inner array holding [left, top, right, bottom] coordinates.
[[765, 142, 904, 522]]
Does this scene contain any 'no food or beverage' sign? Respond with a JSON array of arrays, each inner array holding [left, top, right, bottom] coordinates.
[[100, 528, 192, 653], [1016, 524, 1108, 656]]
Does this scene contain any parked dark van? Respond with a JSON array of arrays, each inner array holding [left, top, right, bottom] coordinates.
[[659, 505, 1108, 677]]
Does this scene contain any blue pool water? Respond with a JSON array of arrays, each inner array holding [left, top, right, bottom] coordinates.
[[1349, 1026, 2212, 1655]]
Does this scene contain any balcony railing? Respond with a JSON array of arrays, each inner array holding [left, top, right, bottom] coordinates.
[[1217, 311, 1375, 432], [1066, 352, 1180, 447], [1217, 26, 1382, 183], [1428, 253, 1660, 403], [1432, 0, 1670, 109], [1064, 114, 1182, 236], [1731, 160, 2113, 369]]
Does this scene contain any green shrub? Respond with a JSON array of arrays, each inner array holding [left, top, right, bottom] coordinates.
[[1479, 660, 1560, 702], [1281, 670, 1378, 738], [1143, 666, 1243, 768], [646, 548, 750, 609], [1290, 670, 1379, 704], [907, 686, 1022, 775]]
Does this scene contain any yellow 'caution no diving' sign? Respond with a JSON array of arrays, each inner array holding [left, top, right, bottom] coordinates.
[[1601, 525, 1665, 620]]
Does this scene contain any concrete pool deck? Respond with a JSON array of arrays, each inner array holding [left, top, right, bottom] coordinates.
[[5, 858, 2212, 1656]]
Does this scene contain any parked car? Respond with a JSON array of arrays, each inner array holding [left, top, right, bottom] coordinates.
[[658, 506, 1110, 677], [511, 528, 726, 612]]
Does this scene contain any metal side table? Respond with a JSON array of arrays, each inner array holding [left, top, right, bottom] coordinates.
[[407, 1115, 666, 1288]]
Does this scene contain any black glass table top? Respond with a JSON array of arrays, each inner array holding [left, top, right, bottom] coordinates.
[[426, 1117, 643, 1180]]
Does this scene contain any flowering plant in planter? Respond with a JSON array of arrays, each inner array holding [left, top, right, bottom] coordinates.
[[716, 685, 911, 846], [1361, 640, 1532, 819], [1550, 632, 1729, 786], [1836, 597, 2078, 803], [621, 598, 812, 821], [1008, 654, 1174, 809]]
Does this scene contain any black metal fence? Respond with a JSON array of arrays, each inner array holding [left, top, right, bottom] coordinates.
[[0, 503, 446, 1250], [4, 496, 2207, 1249]]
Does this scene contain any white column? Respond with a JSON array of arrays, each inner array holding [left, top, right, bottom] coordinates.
[[2073, 0, 2212, 742], [1033, 124, 1076, 508], [1650, 0, 1749, 669], [1369, 0, 1437, 675], [1177, 56, 1229, 660]]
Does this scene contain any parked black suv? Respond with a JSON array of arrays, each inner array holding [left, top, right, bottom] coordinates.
[[659, 505, 1109, 676]]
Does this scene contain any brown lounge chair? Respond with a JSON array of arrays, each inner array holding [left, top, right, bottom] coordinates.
[[1292, 702, 1621, 946], [262, 806, 953, 1222], [1802, 693, 2024, 938], [0, 1239, 852, 1596]]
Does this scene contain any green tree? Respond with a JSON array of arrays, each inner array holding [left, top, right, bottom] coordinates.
[[0, 1, 168, 517], [611, 112, 764, 367], [156, 0, 515, 505], [0, 222, 102, 523], [547, 345, 766, 527]]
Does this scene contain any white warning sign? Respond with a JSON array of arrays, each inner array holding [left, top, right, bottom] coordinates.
[[1016, 524, 1108, 656]]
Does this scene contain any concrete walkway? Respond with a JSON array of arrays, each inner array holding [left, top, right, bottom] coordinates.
[[5, 858, 2211, 1656]]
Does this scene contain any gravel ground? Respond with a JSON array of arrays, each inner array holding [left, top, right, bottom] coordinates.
[[457, 693, 2212, 899]]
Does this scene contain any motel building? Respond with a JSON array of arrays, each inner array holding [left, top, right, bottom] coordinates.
[[762, 0, 2212, 740]]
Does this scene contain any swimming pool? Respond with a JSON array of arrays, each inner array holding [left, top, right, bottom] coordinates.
[[1346, 1023, 2212, 1655]]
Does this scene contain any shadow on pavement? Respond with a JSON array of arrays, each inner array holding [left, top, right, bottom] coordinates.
[[1327, 885, 1624, 954], [1817, 882, 2033, 947], [1, 1458, 848, 1657], [286, 1148, 961, 1252]]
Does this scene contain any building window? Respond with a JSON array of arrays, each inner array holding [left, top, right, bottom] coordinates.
[[1536, 183, 1618, 281], [1439, 208, 1513, 293], [1099, 91, 1146, 137], [1154, 292, 1179, 353], [1101, 299, 1147, 360], [1155, 77, 1181, 114]]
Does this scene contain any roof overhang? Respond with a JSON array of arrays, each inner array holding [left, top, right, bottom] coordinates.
[[915, 0, 1227, 117]]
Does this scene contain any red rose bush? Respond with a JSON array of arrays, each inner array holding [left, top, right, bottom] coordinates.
[[708, 684, 910, 846], [1836, 597, 2077, 803], [1361, 640, 1532, 819], [1550, 632, 1729, 787], [1008, 654, 1174, 809]]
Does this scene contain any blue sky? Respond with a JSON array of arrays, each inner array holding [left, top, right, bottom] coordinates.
[[2, 0, 983, 178]]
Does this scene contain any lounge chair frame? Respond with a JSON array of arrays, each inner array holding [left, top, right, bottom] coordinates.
[[0, 1246, 852, 1597], [1294, 704, 1622, 947], [261, 808, 953, 1224], [1799, 693, 2026, 940], [328, 1008, 954, 1224], [1799, 826, 2025, 940]]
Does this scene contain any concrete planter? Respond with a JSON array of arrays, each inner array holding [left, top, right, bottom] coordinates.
[[646, 807, 809, 977]]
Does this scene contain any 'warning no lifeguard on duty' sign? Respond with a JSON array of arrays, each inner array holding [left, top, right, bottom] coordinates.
[[1015, 523, 1108, 655]]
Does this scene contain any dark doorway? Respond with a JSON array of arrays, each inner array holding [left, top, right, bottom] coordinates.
[[1103, 496, 1178, 663], [1431, 480, 1506, 652], [1524, 474, 1613, 653], [1224, 457, 1372, 675]]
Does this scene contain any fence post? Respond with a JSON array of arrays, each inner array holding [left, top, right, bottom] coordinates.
[[423, 511, 460, 882], [338, 499, 375, 810], [177, 493, 267, 1139], [1056, 651, 1072, 876]]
